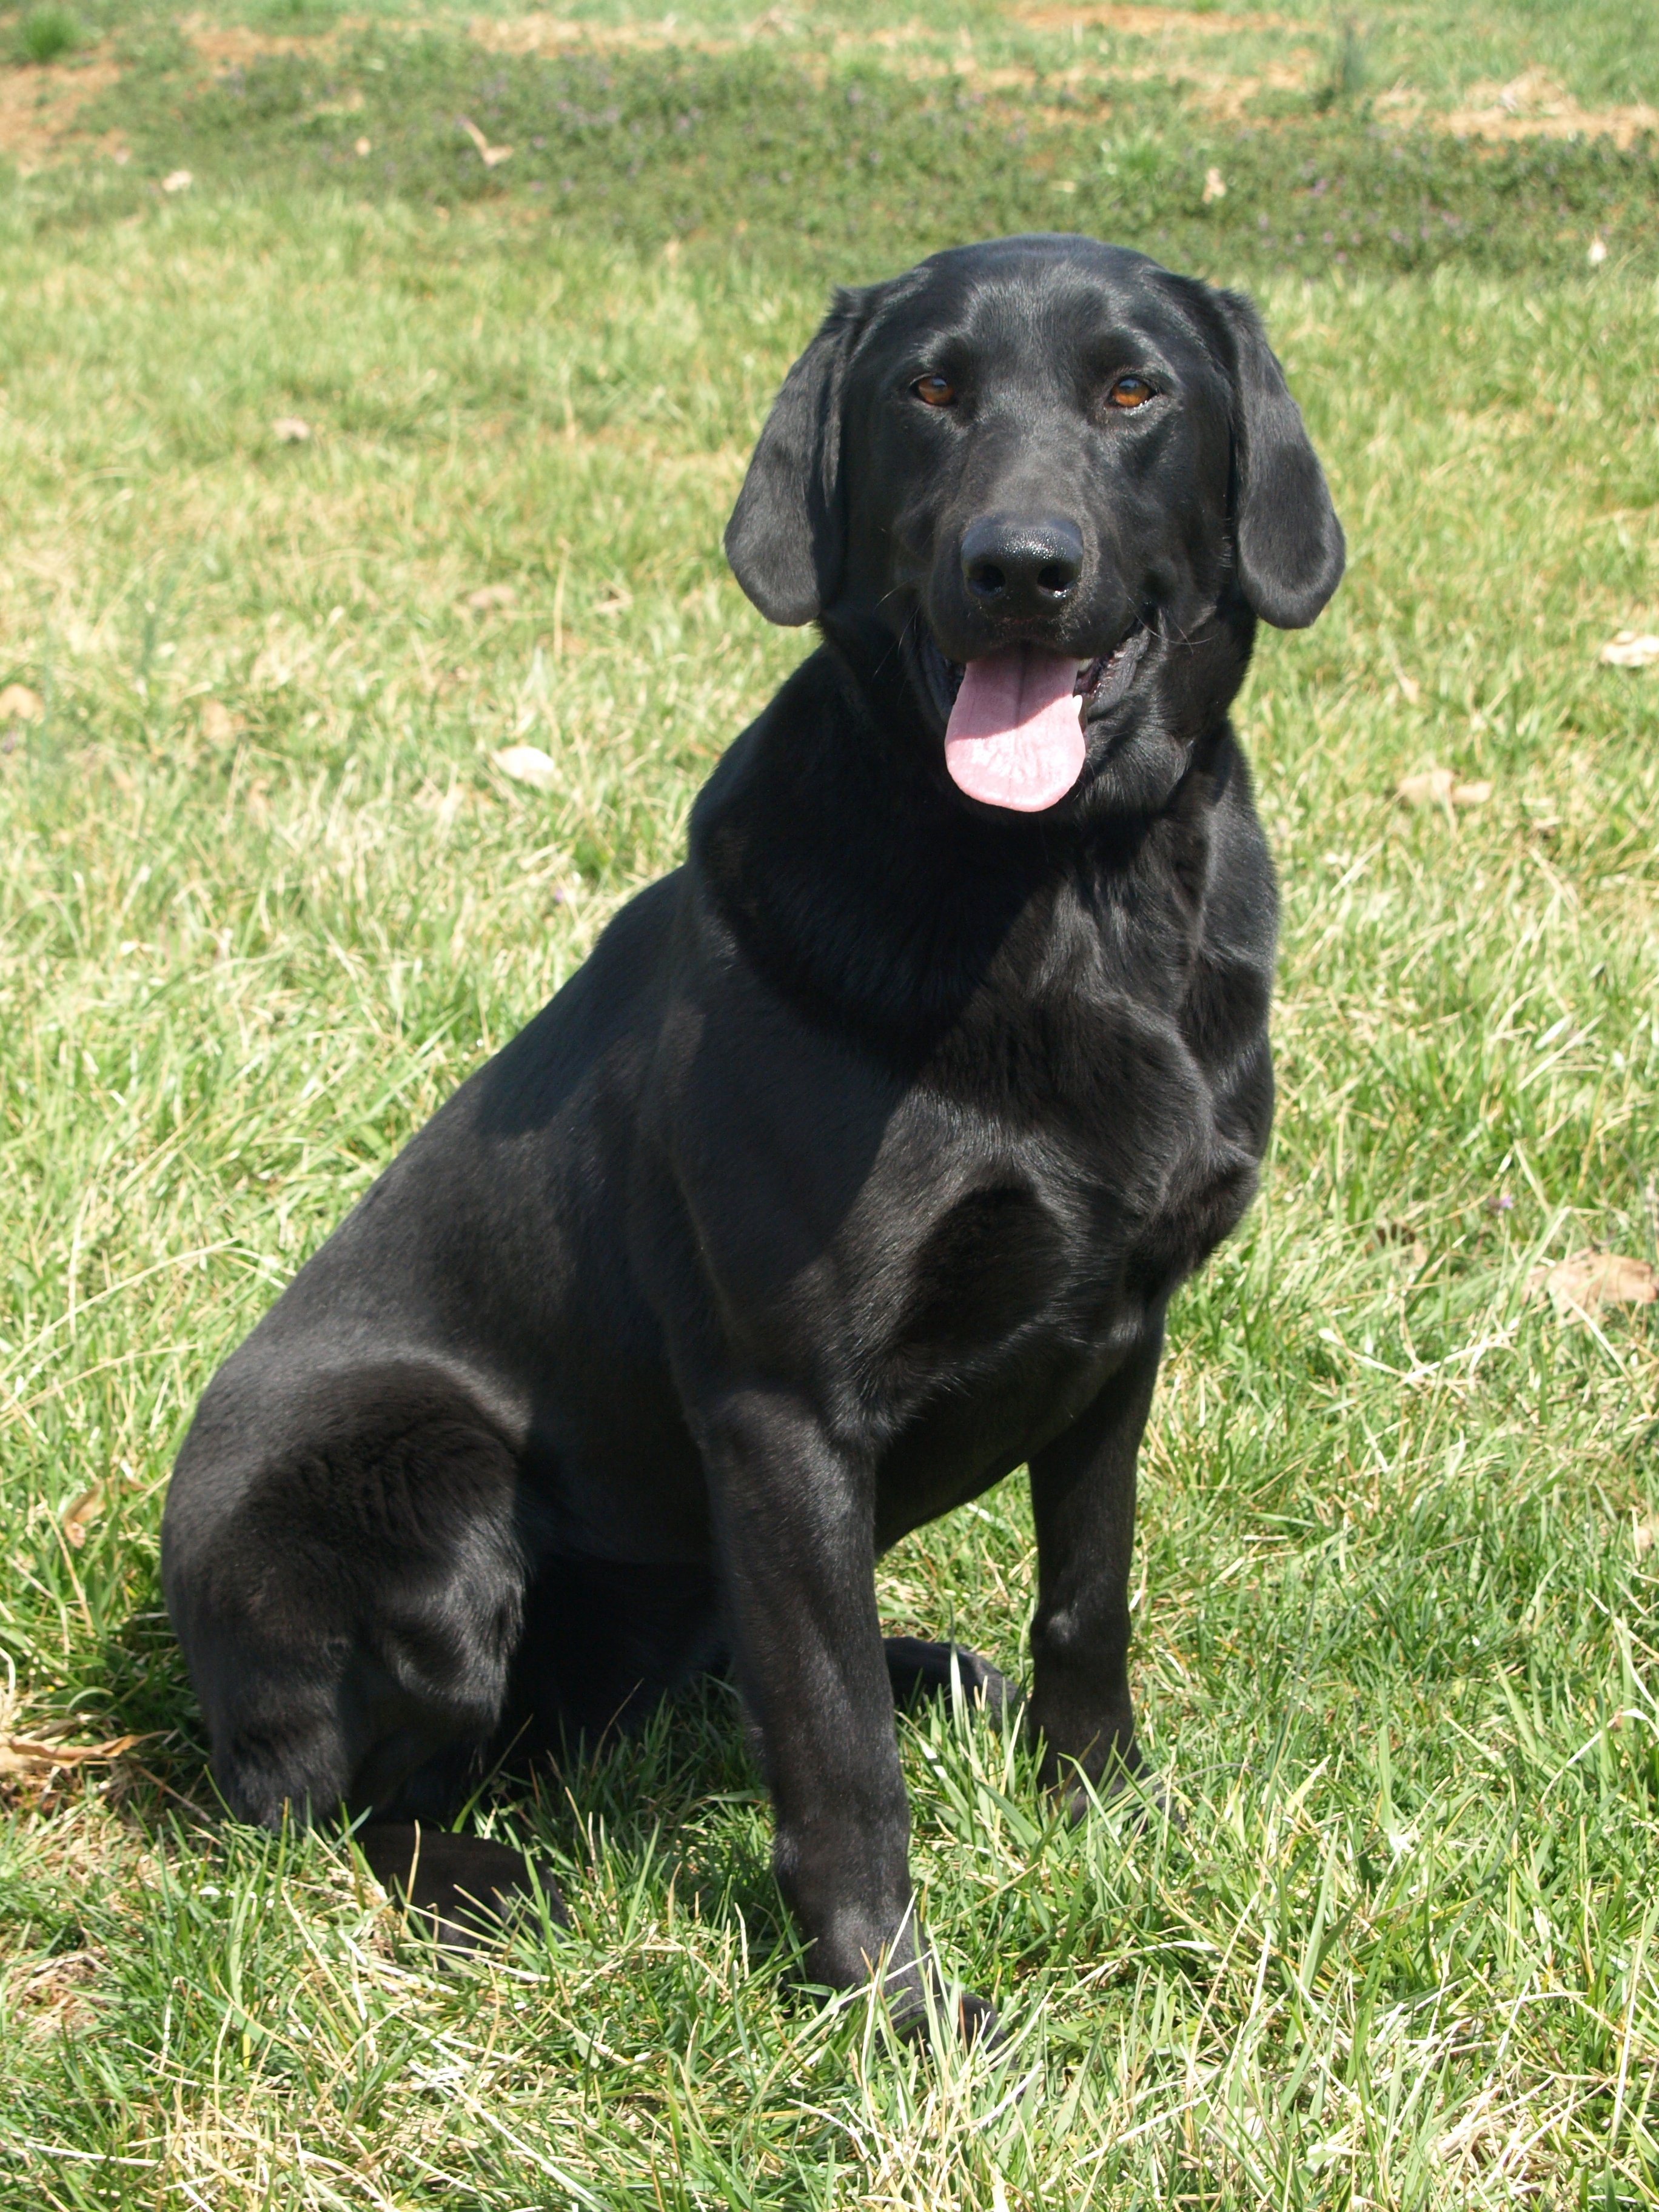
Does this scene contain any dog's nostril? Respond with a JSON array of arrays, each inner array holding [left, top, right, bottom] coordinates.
[[967, 560, 1007, 598], [1037, 559, 1078, 595]]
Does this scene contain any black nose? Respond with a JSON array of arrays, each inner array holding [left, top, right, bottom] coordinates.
[[960, 515, 1085, 615]]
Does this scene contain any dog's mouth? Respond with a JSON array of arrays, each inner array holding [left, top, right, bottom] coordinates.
[[915, 623, 1152, 813]]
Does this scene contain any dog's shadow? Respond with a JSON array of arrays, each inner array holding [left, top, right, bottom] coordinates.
[[95, 1617, 790, 1963], [473, 1669, 789, 1956], [95, 1612, 1024, 1976]]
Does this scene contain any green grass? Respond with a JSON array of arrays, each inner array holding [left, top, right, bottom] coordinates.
[[6, 4, 1654, 284], [55, 31, 1655, 280], [1, 1, 1658, 2204], [11, 5, 79, 62]]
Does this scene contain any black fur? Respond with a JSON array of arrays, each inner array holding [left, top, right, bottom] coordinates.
[[163, 234, 1342, 2035]]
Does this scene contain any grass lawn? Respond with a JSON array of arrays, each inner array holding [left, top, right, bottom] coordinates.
[[1, 0, 1657, 2204]]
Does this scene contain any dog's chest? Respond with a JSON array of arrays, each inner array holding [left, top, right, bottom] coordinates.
[[848, 999, 1255, 1544], [675, 779, 1272, 1490], [864, 973, 1255, 1375]]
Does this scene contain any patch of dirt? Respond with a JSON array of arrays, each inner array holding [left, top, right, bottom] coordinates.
[[181, 13, 356, 67], [964, 53, 1312, 124], [467, 15, 715, 57], [1444, 70, 1659, 149], [0, 53, 124, 174], [1013, 4, 1292, 34], [1370, 85, 1426, 127], [1181, 58, 1311, 118], [468, 7, 1297, 61], [462, 12, 1317, 125]]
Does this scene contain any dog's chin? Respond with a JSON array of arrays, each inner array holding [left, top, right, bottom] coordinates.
[[912, 622, 1155, 737]]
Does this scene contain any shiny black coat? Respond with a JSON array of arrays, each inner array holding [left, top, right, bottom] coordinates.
[[163, 233, 1342, 2032]]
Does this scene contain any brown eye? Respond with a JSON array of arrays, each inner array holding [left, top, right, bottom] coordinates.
[[1108, 375, 1155, 409], [912, 374, 956, 407]]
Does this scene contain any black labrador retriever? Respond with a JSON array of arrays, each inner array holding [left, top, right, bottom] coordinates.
[[162, 232, 1342, 2034]]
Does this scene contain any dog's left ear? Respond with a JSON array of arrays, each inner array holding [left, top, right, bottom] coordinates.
[[724, 290, 870, 626], [1211, 288, 1346, 629]]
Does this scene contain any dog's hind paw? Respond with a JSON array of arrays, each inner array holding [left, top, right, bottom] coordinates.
[[355, 1822, 569, 1951], [883, 1637, 1024, 1723], [953, 1985, 1004, 2051]]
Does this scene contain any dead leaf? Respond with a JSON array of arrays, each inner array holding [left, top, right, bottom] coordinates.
[[466, 583, 518, 612], [492, 745, 561, 792], [0, 683, 44, 723], [354, 136, 372, 157], [1398, 766, 1453, 806], [1202, 166, 1227, 203], [1528, 1251, 1658, 1316], [199, 698, 244, 744], [593, 585, 633, 617], [271, 416, 311, 444], [1600, 629, 1659, 669], [1634, 1513, 1658, 1558], [161, 169, 192, 193], [61, 1485, 103, 1549], [1396, 671, 1421, 705], [0, 1733, 143, 1778], [1396, 766, 1492, 809], [458, 115, 513, 167], [1588, 234, 1608, 266], [10, 1948, 99, 2036]]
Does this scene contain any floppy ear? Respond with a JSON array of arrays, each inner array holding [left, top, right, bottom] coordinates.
[[1212, 288, 1346, 629], [723, 293, 865, 626]]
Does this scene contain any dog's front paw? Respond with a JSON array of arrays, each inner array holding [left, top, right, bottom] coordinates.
[[880, 1959, 1002, 2052]]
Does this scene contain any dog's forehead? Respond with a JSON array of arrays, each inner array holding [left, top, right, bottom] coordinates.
[[864, 235, 1209, 360]]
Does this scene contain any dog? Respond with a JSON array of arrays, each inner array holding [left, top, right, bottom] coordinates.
[[162, 232, 1342, 2038]]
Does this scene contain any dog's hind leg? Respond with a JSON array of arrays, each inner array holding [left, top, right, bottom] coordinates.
[[163, 1363, 566, 1942], [506, 1554, 723, 1755]]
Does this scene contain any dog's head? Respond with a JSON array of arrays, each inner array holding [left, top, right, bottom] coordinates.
[[725, 234, 1344, 816]]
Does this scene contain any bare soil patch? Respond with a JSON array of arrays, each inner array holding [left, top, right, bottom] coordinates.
[[467, 13, 719, 56], [460, 11, 1315, 122], [1443, 71, 1658, 149], [183, 13, 357, 68], [0, 53, 123, 173], [1014, 4, 1291, 33]]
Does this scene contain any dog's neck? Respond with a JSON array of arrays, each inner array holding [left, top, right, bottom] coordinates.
[[689, 636, 1245, 1062]]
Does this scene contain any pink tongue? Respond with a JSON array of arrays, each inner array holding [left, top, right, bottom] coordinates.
[[943, 645, 1085, 811]]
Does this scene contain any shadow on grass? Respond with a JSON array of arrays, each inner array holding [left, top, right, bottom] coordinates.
[[93, 1633, 791, 1966]]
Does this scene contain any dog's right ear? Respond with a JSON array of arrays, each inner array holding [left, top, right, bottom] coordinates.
[[723, 293, 866, 627]]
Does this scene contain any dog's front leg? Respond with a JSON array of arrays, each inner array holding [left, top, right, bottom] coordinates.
[[700, 1386, 988, 2038], [1026, 1327, 1165, 1818]]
